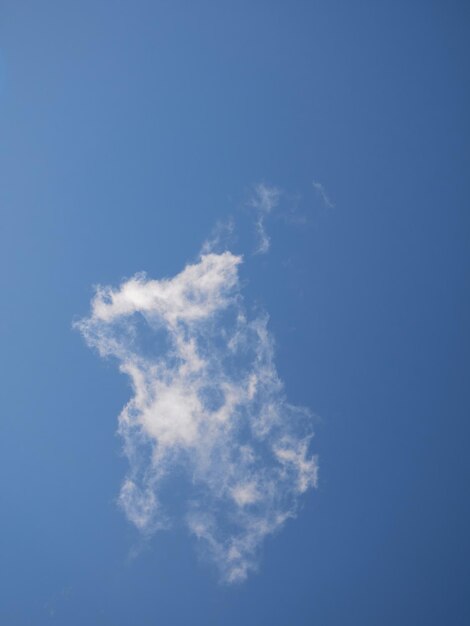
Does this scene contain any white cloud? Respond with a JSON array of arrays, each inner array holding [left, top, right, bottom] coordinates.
[[312, 180, 334, 209], [201, 218, 235, 255], [249, 183, 280, 254], [75, 250, 317, 583]]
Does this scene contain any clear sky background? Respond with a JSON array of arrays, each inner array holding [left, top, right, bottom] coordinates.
[[1, 2, 469, 624]]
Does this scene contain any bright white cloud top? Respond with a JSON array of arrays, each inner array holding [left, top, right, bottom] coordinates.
[[76, 251, 318, 582]]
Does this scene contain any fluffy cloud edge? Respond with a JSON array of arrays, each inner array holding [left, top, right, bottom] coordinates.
[[75, 250, 318, 582]]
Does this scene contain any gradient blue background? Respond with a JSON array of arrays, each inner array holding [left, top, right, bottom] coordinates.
[[1, 2, 469, 624]]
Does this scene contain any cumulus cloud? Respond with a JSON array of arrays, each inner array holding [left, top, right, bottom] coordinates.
[[75, 250, 317, 582], [249, 183, 280, 254]]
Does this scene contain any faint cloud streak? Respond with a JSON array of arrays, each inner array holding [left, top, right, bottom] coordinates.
[[249, 183, 280, 254], [313, 180, 334, 209]]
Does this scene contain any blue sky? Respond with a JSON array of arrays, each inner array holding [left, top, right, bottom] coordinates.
[[1, 1, 469, 624]]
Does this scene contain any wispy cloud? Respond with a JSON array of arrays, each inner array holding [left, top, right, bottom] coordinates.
[[313, 180, 334, 209], [201, 217, 235, 255], [249, 183, 280, 254], [75, 232, 317, 584]]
